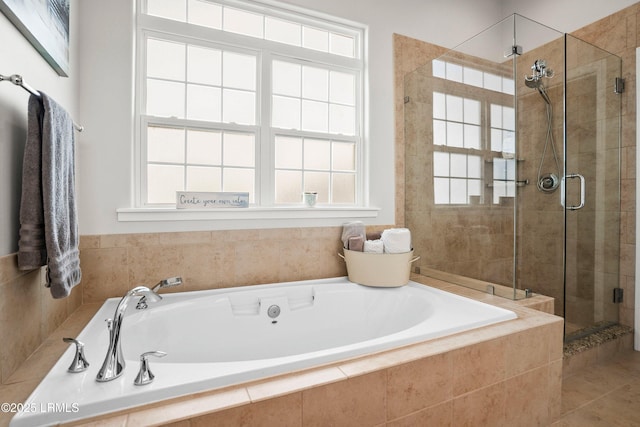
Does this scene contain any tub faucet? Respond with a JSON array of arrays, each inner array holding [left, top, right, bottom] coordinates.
[[96, 286, 162, 382]]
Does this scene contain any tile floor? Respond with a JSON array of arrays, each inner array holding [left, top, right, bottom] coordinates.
[[553, 349, 640, 426]]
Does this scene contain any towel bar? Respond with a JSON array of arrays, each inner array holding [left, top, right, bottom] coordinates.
[[1, 73, 84, 132]]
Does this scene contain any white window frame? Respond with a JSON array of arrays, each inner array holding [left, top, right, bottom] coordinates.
[[119, 0, 378, 223]]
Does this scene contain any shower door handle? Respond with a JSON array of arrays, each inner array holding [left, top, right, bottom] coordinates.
[[561, 173, 585, 210]]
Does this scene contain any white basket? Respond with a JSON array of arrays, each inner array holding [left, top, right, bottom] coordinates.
[[339, 249, 420, 287]]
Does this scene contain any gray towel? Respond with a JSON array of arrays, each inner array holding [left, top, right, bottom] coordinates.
[[18, 93, 81, 298]]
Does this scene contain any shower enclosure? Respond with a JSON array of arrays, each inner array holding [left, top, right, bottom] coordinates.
[[403, 14, 622, 341]]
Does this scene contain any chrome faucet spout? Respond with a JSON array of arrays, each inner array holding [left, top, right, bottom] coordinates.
[[96, 286, 162, 382]]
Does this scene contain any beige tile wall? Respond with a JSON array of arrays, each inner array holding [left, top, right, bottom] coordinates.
[[77, 227, 387, 304], [395, 2, 639, 328], [0, 254, 82, 386]]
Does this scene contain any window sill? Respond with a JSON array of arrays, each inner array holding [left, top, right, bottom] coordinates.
[[116, 206, 380, 225]]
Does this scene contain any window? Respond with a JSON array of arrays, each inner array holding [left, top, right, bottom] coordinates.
[[431, 59, 516, 206], [136, 0, 364, 208]]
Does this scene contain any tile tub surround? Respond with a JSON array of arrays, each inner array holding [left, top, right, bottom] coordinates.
[[1, 274, 563, 427], [77, 227, 390, 304], [0, 254, 82, 385]]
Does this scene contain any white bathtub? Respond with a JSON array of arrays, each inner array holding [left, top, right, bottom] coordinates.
[[11, 277, 516, 426]]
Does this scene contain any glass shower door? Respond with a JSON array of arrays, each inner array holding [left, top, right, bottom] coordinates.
[[563, 34, 621, 340]]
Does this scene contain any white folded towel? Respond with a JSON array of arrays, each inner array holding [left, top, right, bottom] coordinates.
[[363, 239, 384, 253], [381, 228, 411, 253]]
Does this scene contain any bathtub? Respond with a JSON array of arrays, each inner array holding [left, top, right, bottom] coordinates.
[[11, 277, 516, 426]]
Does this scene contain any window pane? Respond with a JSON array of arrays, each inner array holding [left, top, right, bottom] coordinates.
[[463, 67, 483, 87], [433, 120, 446, 145], [273, 61, 300, 97], [148, 127, 185, 163], [147, 0, 186, 21], [223, 51, 256, 90], [329, 33, 354, 57], [223, 133, 254, 167], [186, 84, 221, 122], [506, 158, 516, 180], [272, 96, 300, 129], [446, 95, 463, 122], [332, 173, 355, 203], [275, 170, 302, 203], [275, 136, 302, 169], [493, 158, 515, 180], [304, 139, 330, 170], [446, 63, 462, 82], [187, 130, 221, 165], [329, 104, 355, 135], [332, 142, 355, 171], [265, 17, 301, 46], [491, 104, 502, 128], [464, 124, 480, 149], [450, 178, 467, 204], [503, 77, 515, 95], [434, 177, 449, 204], [147, 79, 185, 118], [468, 155, 482, 178], [304, 171, 329, 203], [302, 100, 328, 133], [330, 71, 355, 105], [302, 26, 328, 52], [223, 89, 255, 125], [502, 131, 515, 154], [187, 45, 221, 85], [148, 164, 184, 204], [187, 0, 222, 29], [187, 166, 221, 191], [491, 129, 503, 152], [463, 99, 480, 124], [446, 122, 463, 148], [223, 7, 263, 38], [484, 73, 502, 91], [433, 92, 445, 120], [503, 106, 515, 131], [433, 152, 449, 176], [223, 168, 254, 201], [147, 39, 185, 81], [432, 60, 445, 79], [450, 153, 467, 177], [302, 66, 328, 101]]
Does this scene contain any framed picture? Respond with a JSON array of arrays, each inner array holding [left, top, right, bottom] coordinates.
[[0, 0, 69, 77]]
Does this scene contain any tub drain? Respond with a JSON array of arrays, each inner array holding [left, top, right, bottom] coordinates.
[[267, 304, 281, 318]]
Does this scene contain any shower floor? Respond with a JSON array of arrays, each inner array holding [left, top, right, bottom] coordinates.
[[564, 322, 633, 356]]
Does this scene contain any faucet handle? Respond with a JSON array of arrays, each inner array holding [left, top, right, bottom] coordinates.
[[62, 337, 90, 373], [134, 351, 167, 386]]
